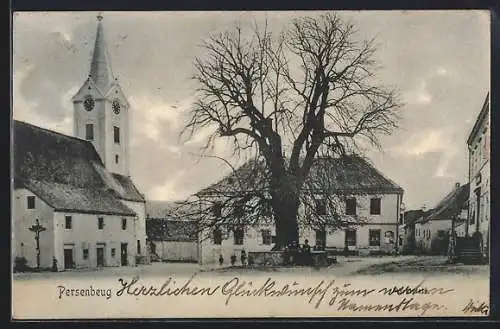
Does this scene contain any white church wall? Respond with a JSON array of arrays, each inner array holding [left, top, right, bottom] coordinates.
[[12, 188, 55, 269], [53, 212, 137, 269], [122, 200, 148, 260]]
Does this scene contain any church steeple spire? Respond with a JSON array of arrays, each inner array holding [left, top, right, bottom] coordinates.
[[89, 13, 114, 92], [73, 13, 130, 177]]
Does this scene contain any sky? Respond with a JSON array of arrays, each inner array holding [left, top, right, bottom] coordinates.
[[12, 10, 490, 210]]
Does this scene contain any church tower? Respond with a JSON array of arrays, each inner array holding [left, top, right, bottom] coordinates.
[[72, 14, 130, 176]]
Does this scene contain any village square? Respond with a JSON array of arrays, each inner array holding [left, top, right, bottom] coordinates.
[[12, 12, 490, 280]]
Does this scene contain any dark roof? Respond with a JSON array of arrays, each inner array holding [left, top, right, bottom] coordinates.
[[146, 218, 198, 242], [13, 120, 141, 216], [111, 173, 145, 202], [467, 93, 489, 145], [197, 155, 404, 196], [427, 183, 469, 221], [308, 156, 404, 193], [404, 209, 425, 225], [417, 183, 470, 223], [196, 159, 266, 196]]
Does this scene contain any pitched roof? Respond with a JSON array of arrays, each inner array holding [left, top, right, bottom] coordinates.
[[197, 155, 404, 196], [308, 156, 404, 193], [417, 183, 470, 223], [111, 173, 145, 202], [13, 120, 139, 216], [467, 93, 489, 145], [426, 183, 469, 221], [146, 218, 198, 242]]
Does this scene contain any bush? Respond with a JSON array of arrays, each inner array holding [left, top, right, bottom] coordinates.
[[14, 257, 29, 272]]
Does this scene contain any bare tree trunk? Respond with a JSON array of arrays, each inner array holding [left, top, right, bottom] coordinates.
[[273, 197, 300, 250], [270, 172, 301, 250]]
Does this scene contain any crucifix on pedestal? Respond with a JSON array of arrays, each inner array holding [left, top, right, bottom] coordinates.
[[28, 219, 46, 270]]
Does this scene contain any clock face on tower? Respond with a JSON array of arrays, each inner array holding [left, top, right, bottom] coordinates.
[[83, 95, 95, 111], [112, 100, 121, 114]]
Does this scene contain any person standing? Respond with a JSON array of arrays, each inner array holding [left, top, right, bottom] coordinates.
[[240, 250, 247, 266]]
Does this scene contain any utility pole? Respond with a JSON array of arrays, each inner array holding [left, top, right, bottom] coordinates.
[[28, 219, 46, 271]]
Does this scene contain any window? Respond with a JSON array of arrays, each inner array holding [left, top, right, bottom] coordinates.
[[65, 216, 72, 229], [111, 248, 116, 258], [369, 229, 381, 246], [315, 198, 327, 215], [475, 188, 481, 225], [437, 230, 445, 238], [27, 196, 35, 209], [370, 198, 381, 215], [345, 229, 357, 246], [97, 217, 104, 230], [115, 154, 119, 164], [261, 229, 272, 245], [137, 240, 141, 254], [345, 198, 356, 215], [234, 227, 244, 245], [83, 249, 89, 260], [316, 229, 327, 247], [85, 123, 94, 140], [212, 202, 222, 218], [399, 237, 403, 246], [213, 228, 222, 245], [121, 218, 127, 230], [113, 126, 120, 143], [470, 210, 476, 225]]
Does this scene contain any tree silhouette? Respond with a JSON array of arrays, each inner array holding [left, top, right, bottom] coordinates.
[[181, 13, 401, 249]]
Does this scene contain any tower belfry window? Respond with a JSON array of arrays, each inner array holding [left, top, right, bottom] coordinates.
[[85, 124, 94, 140], [114, 126, 120, 144]]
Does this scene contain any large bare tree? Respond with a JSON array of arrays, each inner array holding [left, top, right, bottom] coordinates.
[[181, 13, 401, 249]]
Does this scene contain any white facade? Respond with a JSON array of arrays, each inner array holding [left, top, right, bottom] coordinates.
[[466, 94, 490, 257], [150, 241, 198, 262], [199, 193, 401, 265], [415, 209, 468, 254], [12, 189, 139, 270], [122, 200, 148, 261], [13, 189, 55, 269]]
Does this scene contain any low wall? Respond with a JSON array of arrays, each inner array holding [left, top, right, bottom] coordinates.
[[248, 251, 285, 266], [248, 251, 330, 267]]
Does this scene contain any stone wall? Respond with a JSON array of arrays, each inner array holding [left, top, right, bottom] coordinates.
[[248, 251, 285, 266]]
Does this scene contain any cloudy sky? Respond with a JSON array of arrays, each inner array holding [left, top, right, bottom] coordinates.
[[12, 10, 490, 210]]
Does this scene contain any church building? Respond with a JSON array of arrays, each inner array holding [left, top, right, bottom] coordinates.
[[12, 15, 148, 271]]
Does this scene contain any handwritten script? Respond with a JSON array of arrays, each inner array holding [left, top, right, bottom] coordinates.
[[54, 275, 483, 316], [112, 275, 455, 315]]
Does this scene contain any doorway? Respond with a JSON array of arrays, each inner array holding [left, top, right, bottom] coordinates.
[[96, 246, 105, 267], [64, 249, 73, 270], [345, 229, 357, 248], [121, 243, 128, 266]]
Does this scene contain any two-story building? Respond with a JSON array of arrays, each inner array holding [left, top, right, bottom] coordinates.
[[466, 93, 490, 259], [193, 155, 404, 265], [12, 15, 147, 271]]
